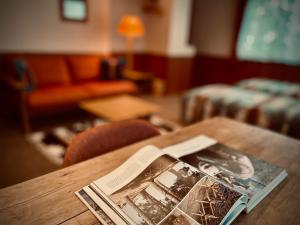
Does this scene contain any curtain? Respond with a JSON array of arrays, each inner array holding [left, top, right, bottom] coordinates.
[[237, 0, 300, 65]]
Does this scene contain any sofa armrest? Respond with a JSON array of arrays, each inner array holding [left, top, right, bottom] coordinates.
[[123, 69, 165, 96], [123, 69, 154, 81], [0, 73, 28, 91]]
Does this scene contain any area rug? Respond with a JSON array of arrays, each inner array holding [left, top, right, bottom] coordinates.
[[26, 116, 181, 165]]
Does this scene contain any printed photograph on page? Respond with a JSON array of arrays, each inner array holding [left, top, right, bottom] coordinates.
[[160, 208, 198, 225], [178, 176, 241, 225], [179, 143, 284, 198], [108, 155, 204, 225], [77, 189, 115, 225]]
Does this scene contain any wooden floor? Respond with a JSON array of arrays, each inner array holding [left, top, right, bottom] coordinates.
[[0, 95, 181, 188]]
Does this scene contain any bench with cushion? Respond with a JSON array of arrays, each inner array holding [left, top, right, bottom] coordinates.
[[182, 80, 300, 139]]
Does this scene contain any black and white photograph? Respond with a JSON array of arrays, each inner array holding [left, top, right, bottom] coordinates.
[[155, 161, 203, 200], [78, 189, 115, 225], [160, 208, 198, 225], [179, 176, 242, 225], [109, 156, 203, 225], [110, 155, 178, 225], [180, 143, 283, 197]]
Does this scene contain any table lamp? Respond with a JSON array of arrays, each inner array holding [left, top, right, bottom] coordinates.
[[117, 15, 145, 69]]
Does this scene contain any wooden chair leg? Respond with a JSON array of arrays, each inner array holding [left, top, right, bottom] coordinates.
[[152, 78, 165, 96]]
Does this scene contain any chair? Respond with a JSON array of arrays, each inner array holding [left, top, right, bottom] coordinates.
[[63, 119, 160, 166]]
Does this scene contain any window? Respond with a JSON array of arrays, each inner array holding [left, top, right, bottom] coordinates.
[[237, 0, 300, 65]]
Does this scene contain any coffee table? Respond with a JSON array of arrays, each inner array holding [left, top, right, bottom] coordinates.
[[79, 95, 160, 121]]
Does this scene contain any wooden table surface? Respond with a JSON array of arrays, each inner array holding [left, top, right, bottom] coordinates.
[[0, 117, 299, 225], [79, 95, 160, 121]]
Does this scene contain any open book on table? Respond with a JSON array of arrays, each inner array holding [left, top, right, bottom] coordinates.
[[76, 135, 287, 225]]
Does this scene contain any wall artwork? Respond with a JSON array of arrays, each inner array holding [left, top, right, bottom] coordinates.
[[60, 0, 88, 22]]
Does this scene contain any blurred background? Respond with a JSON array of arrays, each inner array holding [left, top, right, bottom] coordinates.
[[0, 0, 299, 188]]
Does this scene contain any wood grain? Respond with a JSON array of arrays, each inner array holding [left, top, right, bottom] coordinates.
[[0, 117, 299, 225]]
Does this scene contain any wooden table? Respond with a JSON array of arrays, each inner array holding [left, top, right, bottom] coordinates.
[[0, 117, 299, 225], [79, 95, 160, 121]]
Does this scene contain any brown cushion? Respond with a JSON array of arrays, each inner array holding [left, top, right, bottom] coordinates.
[[27, 81, 137, 112], [67, 56, 101, 82], [63, 119, 160, 166], [26, 56, 71, 87], [27, 85, 91, 110]]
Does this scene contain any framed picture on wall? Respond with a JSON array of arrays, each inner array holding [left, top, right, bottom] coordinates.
[[60, 0, 88, 22]]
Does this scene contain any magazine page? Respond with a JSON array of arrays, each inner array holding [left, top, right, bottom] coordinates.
[[89, 145, 246, 225], [76, 187, 120, 225], [163, 135, 217, 159], [93, 145, 165, 195], [163, 136, 287, 212]]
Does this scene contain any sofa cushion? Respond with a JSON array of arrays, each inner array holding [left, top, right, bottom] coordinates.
[[67, 56, 101, 82], [26, 56, 71, 87], [27, 85, 91, 110], [83, 81, 137, 97], [27, 81, 137, 113]]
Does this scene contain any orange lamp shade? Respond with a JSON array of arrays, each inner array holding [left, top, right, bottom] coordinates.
[[117, 15, 145, 38]]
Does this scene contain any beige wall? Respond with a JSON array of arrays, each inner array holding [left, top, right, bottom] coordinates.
[[144, 0, 196, 57], [0, 0, 195, 57], [143, 0, 172, 55], [190, 0, 238, 57], [0, 0, 111, 53]]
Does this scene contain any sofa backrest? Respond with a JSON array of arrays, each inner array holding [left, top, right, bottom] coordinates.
[[0, 54, 106, 89], [26, 55, 71, 87], [66, 55, 102, 82]]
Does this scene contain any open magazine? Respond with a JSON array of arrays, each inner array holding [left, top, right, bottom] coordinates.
[[76, 135, 287, 225]]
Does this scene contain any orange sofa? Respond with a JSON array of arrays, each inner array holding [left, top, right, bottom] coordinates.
[[0, 54, 137, 131]]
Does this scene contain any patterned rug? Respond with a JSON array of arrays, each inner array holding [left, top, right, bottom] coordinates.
[[26, 116, 181, 165]]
